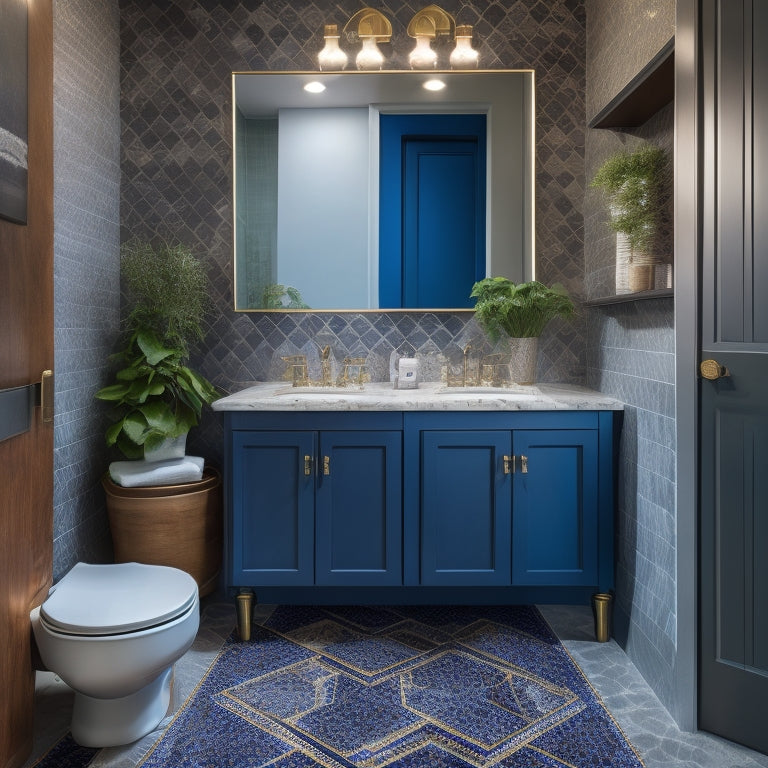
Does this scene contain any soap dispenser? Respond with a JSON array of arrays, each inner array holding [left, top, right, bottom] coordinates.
[[395, 356, 420, 389]]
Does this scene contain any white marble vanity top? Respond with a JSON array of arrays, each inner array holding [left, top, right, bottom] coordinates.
[[212, 381, 623, 412]]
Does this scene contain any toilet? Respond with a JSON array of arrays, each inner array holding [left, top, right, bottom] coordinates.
[[30, 562, 199, 748]]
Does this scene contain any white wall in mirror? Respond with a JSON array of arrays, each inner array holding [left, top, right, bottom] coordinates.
[[233, 70, 535, 311]]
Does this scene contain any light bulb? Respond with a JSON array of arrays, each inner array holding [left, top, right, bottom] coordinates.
[[450, 25, 479, 69], [409, 35, 437, 69], [356, 37, 384, 70], [318, 24, 348, 71]]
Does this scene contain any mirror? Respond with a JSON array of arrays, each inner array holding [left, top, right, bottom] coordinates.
[[233, 70, 534, 311]]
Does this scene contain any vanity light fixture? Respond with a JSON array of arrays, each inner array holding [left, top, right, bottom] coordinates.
[[343, 8, 392, 71], [449, 24, 479, 69], [303, 81, 326, 93], [318, 6, 479, 71], [409, 34, 437, 69], [317, 24, 348, 71], [407, 5, 453, 69]]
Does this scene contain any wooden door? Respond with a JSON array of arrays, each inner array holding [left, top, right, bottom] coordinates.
[[419, 430, 511, 586], [699, 0, 768, 753], [315, 431, 402, 586], [0, 1, 54, 766]]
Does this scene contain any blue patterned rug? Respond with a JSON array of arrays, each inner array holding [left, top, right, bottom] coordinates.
[[132, 604, 643, 767]]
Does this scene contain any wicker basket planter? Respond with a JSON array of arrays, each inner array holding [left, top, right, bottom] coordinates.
[[102, 467, 222, 597]]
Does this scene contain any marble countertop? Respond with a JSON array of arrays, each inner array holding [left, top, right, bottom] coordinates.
[[212, 381, 623, 412]]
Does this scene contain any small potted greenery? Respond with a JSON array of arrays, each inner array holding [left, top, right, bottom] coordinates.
[[96, 240, 218, 461], [590, 144, 667, 292], [96, 240, 222, 595], [470, 277, 574, 384]]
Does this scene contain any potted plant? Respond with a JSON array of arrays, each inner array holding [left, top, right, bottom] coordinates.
[[96, 240, 222, 596], [470, 277, 575, 384], [96, 240, 218, 459], [590, 144, 667, 292]]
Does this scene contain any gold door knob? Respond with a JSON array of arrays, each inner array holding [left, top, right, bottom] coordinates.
[[700, 359, 730, 380]]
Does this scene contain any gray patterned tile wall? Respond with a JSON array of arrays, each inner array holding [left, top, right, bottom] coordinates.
[[586, 0, 674, 121], [118, 0, 588, 465], [584, 0, 678, 720], [53, 0, 121, 578]]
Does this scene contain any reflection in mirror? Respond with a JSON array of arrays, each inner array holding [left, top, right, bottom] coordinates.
[[233, 71, 534, 311]]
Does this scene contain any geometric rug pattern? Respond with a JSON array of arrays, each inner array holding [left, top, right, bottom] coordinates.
[[139, 605, 644, 767]]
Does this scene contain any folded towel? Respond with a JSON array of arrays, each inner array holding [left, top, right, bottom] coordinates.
[[109, 456, 205, 487]]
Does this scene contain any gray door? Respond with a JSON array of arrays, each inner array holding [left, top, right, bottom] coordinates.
[[699, 0, 768, 753]]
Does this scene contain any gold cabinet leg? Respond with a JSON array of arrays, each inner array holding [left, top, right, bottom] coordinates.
[[236, 589, 254, 641], [592, 592, 613, 642]]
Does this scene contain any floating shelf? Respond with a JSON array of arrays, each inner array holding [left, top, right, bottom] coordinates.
[[589, 38, 674, 129], [584, 288, 674, 307]]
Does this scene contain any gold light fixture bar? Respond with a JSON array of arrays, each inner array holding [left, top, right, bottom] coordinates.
[[406, 4, 455, 40], [343, 8, 392, 43], [318, 5, 478, 71]]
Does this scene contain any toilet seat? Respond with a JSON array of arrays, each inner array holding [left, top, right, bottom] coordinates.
[[40, 562, 198, 636]]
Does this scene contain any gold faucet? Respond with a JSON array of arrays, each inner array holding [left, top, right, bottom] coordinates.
[[462, 343, 474, 386], [281, 355, 308, 386], [337, 357, 369, 387], [320, 346, 332, 386]]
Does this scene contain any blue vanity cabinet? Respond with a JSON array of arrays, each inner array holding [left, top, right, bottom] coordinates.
[[511, 429, 599, 586], [314, 430, 402, 586], [223, 412, 403, 591], [418, 430, 512, 586], [230, 429, 316, 586], [403, 411, 616, 596], [223, 406, 617, 603]]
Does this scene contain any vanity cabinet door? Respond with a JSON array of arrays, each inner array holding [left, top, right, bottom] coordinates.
[[419, 430, 512, 586], [315, 431, 402, 586], [511, 430, 599, 586], [231, 431, 315, 586]]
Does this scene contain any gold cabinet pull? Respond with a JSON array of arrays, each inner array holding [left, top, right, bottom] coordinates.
[[304, 455, 313, 476], [700, 359, 730, 380], [521, 455, 528, 474], [503, 455, 514, 474], [40, 370, 54, 423], [323, 456, 330, 475]]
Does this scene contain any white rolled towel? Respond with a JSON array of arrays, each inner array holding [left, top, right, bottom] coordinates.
[[109, 455, 205, 487]]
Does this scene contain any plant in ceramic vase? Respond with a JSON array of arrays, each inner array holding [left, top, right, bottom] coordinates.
[[590, 144, 667, 293], [470, 278, 574, 384], [95, 240, 218, 462]]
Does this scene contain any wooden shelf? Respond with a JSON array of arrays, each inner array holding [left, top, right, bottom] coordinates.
[[584, 288, 673, 307], [589, 38, 674, 129]]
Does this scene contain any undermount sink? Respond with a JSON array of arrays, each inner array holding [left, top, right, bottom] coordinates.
[[273, 385, 388, 396], [436, 385, 542, 396]]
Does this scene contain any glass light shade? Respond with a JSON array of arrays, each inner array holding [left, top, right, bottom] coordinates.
[[356, 37, 384, 70], [450, 25, 479, 69], [409, 35, 437, 69], [318, 25, 348, 71]]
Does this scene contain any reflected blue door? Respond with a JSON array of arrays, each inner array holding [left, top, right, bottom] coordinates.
[[379, 114, 486, 308]]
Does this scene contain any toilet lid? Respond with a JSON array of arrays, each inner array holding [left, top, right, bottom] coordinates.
[[40, 562, 198, 636]]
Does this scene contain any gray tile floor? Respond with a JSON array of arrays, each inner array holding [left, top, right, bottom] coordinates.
[[24, 599, 768, 768]]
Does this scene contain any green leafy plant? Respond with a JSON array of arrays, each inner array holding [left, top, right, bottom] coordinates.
[[470, 278, 575, 342], [590, 144, 667, 253], [262, 283, 310, 309], [95, 240, 218, 459]]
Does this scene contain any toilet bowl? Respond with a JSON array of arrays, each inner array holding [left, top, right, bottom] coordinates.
[[30, 562, 199, 748]]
